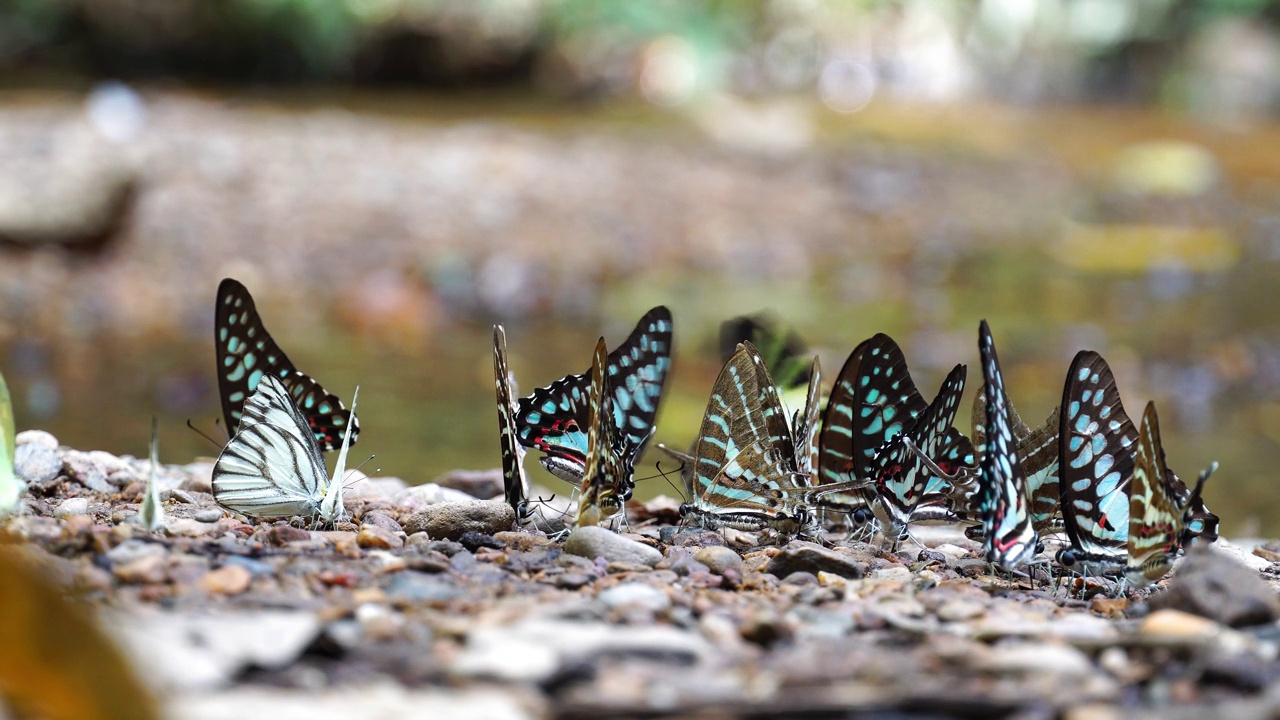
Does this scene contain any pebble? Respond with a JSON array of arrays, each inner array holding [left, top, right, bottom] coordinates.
[[53, 497, 90, 518], [15, 430, 58, 448], [402, 500, 515, 540], [458, 531, 503, 552], [1139, 609, 1221, 639], [694, 546, 743, 575], [192, 508, 223, 523], [403, 550, 450, 573], [767, 542, 867, 580], [360, 511, 404, 535], [1150, 546, 1280, 627], [114, 555, 167, 584], [107, 538, 166, 566], [980, 641, 1094, 677], [597, 583, 671, 612], [1090, 597, 1128, 619], [268, 526, 312, 545], [14, 444, 62, 486], [937, 600, 986, 622], [386, 572, 463, 603], [357, 524, 404, 550], [62, 451, 115, 492], [200, 565, 253, 595], [564, 526, 662, 567], [223, 556, 275, 577]]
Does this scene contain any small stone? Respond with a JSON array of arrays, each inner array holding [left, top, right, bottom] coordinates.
[[870, 566, 913, 582], [404, 550, 450, 573], [981, 642, 1093, 677], [767, 541, 866, 580], [54, 497, 90, 518], [200, 565, 253, 595], [360, 511, 404, 535], [554, 573, 594, 589], [368, 550, 407, 574], [192, 508, 223, 523], [494, 532, 554, 552], [357, 524, 403, 550], [1253, 546, 1280, 563], [458, 531, 502, 552], [268, 526, 312, 546], [937, 600, 986, 622], [1091, 596, 1129, 619], [606, 561, 652, 574], [14, 444, 61, 486], [597, 583, 671, 612], [1150, 546, 1280, 627], [107, 538, 165, 566], [1140, 609, 1221, 639], [15, 430, 58, 448], [223, 556, 274, 577], [695, 546, 743, 575], [402, 500, 515, 540], [431, 469, 504, 499], [386, 572, 462, 603], [564, 526, 662, 567], [782, 571, 819, 586], [114, 555, 167, 584], [62, 451, 114, 492]]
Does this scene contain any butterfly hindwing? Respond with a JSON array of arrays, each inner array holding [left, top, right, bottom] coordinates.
[[577, 338, 631, 527], [215, 278, 358, 452], [493, 326, 531, 521]]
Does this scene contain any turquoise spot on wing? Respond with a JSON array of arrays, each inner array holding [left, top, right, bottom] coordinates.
[[247, 369, 263, 389], [227, 364, 245, 381]]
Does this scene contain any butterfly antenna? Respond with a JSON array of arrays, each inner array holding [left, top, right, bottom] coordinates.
[[653, 461, 687, 500], [185, 419, 225, 450]]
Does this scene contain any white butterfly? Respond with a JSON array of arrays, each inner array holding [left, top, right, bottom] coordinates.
[[139, 416, 164, 532], [212, 374, 357, 523]]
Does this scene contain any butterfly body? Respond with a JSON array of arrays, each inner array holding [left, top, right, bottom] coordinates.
[[215, 278, 358, 452], [578, 338, 635, 527], [212, 375, 357, 524], [975, 321, 1040, 570]]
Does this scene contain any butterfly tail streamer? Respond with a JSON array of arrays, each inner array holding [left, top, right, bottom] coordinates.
[[320, 386, 358, 524]]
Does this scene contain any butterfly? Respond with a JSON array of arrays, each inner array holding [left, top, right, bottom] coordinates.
[[577, 338, 634, 527], [1126, 401, 1218, 587], [139, 417, 164, 533], [215, 278, 358, 452], [675, 342, 867, 536], [974, 320, 1041, 570], [968, 392, 1061, 535], [492, 325, 531, 523], [212, 374, 357, 523], [515, 307, 672, 497], [1055, 351, 1135, 576], [817, 334, 976, 540], [719, 312, 813, 398], [0, 368, 21, 516]]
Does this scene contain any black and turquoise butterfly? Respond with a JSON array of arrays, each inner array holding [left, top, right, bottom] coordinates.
[[215, 278, 358, 452], [1055, 351, 1135, 576], [975, 321, 1040, 570], [492, 325, 531, 523], [969, 392, 1061, 535], [675, 342, 866, 535], [817, 334, 976, 539], [1126, 401, 1218, 587], [515, 307, 673, 496]]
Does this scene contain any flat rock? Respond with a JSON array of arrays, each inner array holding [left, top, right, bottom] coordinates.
[[767, 541, 866, 580], [402, 500, 515, 540], [980, 641, 1094, 677], [564, 526, 662, 567], [695, 545, 743, 575], [1139, 609, 1222, 640], [357, 524, 404, 550], [54, 497, 90, 518], [386, 572, 464, 603], [62, 451, 115, 492], [200, 565, 253, 595], [14, 444, 61, 486], [597, 582, 671, 612], [1150, 545, 1280, 627], [14, 430, 58, 449]]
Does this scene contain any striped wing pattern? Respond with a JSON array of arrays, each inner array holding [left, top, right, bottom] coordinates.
[[976, 321, 1040, 569], [213, 375, 334, 520], [1055, 351, 1134, 574], [792, 357, 823, 480], [1126, 402, 1217, 586], [515, 306, 673, 484], [216, 278, 358, 452], [971, 393, 1061, 533], [577, 338, 631, 527], [493, 326, 530, 521]]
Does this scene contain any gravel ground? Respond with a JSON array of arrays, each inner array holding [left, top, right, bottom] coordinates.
[[9, 428, 1280, 719]]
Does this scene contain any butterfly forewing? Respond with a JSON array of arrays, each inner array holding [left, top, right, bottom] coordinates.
[[1056, 351, 1134, 573], [976, 321, 1039, 569], [792, 357, 822, 479], [577, 338, 630, 527], [215, 278, 358, 452], [1126, 402, 1183, 586]]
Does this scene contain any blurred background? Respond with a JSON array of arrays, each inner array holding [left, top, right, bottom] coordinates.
[[0, 0, 1278, 533]]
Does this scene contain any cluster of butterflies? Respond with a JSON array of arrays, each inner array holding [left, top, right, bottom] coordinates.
[[202, 278, 1220, 588], [494, 311, 1220, 588]]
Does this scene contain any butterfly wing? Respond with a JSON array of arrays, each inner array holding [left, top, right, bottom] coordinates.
[[976, 321, 1039, 569], [215, 278, 358, 452], [319, 386, 357, 524], [1057, 351, 1135, 572], [577, 338, 630, 527], [516, 306, 673, 480], [140, 416, 163, 532], [0, 369, 19, 515], [212, 375, 330, 519], [493, 326, 531, 520], [1126, 402, 1183, 586], [792, 356, 822, 479]]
